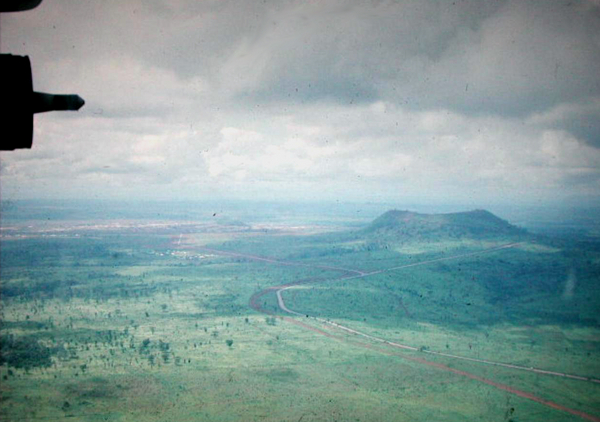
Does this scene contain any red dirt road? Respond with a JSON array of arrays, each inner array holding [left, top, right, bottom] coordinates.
[[204, 245, 600, 421]]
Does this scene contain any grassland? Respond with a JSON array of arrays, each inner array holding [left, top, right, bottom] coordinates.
[[1, 212, 599, 422]]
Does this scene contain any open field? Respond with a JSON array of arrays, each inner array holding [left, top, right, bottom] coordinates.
[[1, 212, 600, 422]]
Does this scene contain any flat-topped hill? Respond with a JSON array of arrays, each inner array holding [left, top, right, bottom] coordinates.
[[363, 209, 525, 239]]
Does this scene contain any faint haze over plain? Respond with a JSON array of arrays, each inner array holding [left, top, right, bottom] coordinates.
[[1, 0, 600, 210]]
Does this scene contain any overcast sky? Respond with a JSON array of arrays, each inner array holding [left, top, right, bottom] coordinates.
[[1, 0, 599, 208]]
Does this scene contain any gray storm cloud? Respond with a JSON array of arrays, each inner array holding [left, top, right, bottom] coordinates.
[[1, 0, 599, 204]]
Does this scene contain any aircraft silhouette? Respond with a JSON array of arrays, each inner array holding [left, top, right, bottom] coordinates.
[[1, 0, 84, 150]]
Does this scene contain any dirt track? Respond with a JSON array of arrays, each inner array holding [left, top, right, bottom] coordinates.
[[198, 244, 600, 421]]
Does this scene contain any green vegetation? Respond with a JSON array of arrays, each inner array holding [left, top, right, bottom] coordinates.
[[0, 335, 54, 370], [1, 209, 599, 421]]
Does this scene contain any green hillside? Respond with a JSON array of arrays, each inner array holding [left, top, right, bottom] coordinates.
[[1, 210, 599, 422]]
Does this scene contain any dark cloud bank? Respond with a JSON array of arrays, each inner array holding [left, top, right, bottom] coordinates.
[[1, 0, 599, 206]]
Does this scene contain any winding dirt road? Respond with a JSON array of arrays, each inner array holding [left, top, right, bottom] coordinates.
[[198, 244, 600, 421]]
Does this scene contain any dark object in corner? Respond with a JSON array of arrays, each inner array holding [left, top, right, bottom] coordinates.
[[1, 54, 84, 150], [1, 0, 84, 151], [0, 0, 43, 12]]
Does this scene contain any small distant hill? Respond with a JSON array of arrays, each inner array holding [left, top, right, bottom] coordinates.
[[363, 209, 525, 240]]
